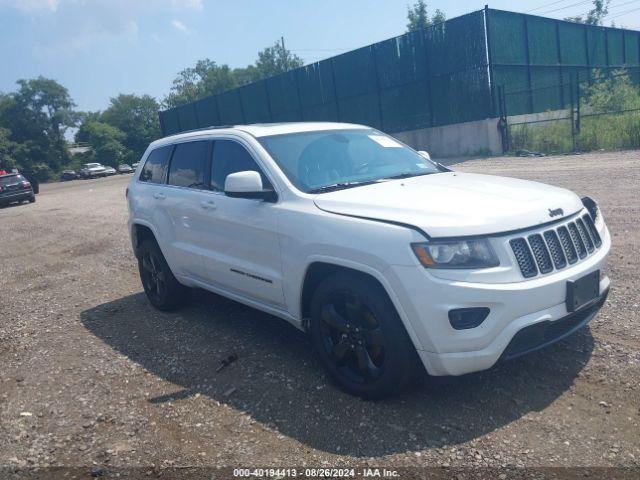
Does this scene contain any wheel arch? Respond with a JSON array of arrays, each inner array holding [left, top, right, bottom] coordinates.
[[299, 260, 424, 351], [131, 221, 159, 259]]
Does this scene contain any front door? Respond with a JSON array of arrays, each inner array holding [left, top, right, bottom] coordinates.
[[198, 138, 285, 307]]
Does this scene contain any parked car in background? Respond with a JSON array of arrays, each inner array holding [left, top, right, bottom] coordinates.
[[118, 164, 134, 174], [131, 162, 140, 169], [127, 122, 610, 399], [80, 163, 107, 179], [0, 173, 35, 207], [103, 166, 117, 176], [60, 170, 81, 181]]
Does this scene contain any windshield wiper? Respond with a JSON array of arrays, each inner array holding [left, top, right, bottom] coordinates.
[[308, 180, 381, 194], [383, 171, 436, 180]]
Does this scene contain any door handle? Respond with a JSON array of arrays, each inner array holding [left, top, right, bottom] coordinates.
[[200, 199, 217, 210], [153, 192, 166, 200]]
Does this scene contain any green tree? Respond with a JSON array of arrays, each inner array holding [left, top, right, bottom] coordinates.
[[163, 39, 303, 109], [101, 94, 161, 161], [75, 120, 128, 167], [254, 39, 303, 79], [164, 60, 239, 108], [12, 141, 54, 181], [406, 1, 445, 31], [565, 0, 610, 25], [0, 127, 18, 170], [0, 77, 77, 177], [584, 70, 640, 112], [233, 65, 261, 86]]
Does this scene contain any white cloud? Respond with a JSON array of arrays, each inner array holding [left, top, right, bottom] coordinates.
[[171, 19, 188, 31], [4, 0, 204, 54], [171, 0, 203, 10], [0, 0, 60, 12]]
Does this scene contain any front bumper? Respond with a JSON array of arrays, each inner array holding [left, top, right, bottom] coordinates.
[[385, 225, 611, 376], [501, 286, 608, 361]]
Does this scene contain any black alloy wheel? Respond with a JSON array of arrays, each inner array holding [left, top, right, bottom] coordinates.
[[141, 250, 167, 304], [310, 272, 419, 399], [137, 239, 189, 311], [319, 290, 387, 383]]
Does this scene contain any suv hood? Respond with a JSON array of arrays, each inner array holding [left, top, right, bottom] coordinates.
[[313, 172, 583, 238]]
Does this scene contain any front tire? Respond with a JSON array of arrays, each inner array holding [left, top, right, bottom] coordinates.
[[138, 239, 189, 311], [309, 272, 418, 399]]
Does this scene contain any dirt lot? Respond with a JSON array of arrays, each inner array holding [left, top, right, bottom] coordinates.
[[1, 151, 639, 474]]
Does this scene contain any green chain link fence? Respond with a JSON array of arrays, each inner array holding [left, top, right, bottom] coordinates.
[[159, 7, 640, 138]]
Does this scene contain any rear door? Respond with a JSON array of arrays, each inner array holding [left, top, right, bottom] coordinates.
[[162, 140, 216, 280], [134, 144, 173, 258], [198, 138, 285, 307]]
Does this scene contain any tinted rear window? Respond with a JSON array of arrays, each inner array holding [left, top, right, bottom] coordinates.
[[139, 146, 172, 184], [167, 141, 210, 189], [0, 175, 25, 186]]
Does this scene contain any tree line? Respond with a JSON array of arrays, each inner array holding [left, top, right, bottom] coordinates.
[[0, 2, 446, 181]]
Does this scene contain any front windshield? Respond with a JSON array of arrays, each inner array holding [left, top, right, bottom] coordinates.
[[258, 128, 440, 193]]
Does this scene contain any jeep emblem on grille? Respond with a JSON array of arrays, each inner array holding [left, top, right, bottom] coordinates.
[[548, 208, 564, 217]]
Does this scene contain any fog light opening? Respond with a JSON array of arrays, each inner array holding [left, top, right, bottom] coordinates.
[[448, 307, 490, 330]]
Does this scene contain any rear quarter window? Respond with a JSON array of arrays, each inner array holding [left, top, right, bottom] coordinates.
[[139, 145, 173, 184]]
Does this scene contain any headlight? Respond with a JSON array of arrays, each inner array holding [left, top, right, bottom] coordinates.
[[411, 239, 500, 269], [581, 196, 599, 222], [581, 196, 604, 231]]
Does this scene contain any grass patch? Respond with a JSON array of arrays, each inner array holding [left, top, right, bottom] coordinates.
[[507, 70, 640, 154]]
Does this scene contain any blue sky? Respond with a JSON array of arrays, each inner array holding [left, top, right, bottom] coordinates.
[[1, 0, 639, 112]]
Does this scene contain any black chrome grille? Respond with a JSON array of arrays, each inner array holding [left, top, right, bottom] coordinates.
[[543, 230, 567, 269], [582, 214, 602, 248], [575, 217, 594, 253], [557, 226, 578, 264], [510, 214, 603, 278], [510, 238, 537, 278], [568, 222, 587, 258], [528, 234, 553, 273]]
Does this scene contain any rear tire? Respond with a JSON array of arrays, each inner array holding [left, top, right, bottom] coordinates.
[[309, 272, 418, 399], [138, 239, 189, 311], [28, 196, 35, 203]]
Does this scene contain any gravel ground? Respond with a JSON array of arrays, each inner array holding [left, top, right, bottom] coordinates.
[[0, 151, 639, 474]]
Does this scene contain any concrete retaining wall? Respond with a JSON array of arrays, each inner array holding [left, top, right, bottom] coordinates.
[[392, 117, 503, 158]]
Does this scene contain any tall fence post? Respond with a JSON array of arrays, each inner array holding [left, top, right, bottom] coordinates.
[[294, 71, 304, 121], [371, 44, 385, 130], [497, 85, 509, 153], [523, 15, 534, 113], [484, 5, 497, 118], [264, 80, 274, 122], [330, 58, 341, 121], [575, 77, 581, 135], [237, 89, 246, 124], [555, 20, 565, 108], [424, 27, 435, 126], [569, 74, 576, 152]]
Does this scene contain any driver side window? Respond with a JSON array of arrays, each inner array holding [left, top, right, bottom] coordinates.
[[211, 140, 270, 192]]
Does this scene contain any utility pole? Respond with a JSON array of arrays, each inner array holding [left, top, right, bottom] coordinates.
[[280, 36, 287, 63]]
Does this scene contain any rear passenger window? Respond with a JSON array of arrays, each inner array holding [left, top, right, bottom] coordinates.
[[211, 140, 270, 191], [167, 141, 210, 189], [139, 145, 172, 184]]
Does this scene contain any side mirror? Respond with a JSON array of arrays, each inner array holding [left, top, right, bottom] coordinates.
[[417, 150, 431, 161], [224, 171, 277, 202]]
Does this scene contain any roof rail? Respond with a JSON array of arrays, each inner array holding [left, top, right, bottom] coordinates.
[[165, 124, 235, 137]]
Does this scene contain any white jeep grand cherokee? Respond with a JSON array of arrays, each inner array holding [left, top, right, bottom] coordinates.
[[127, 122, 610, 399]]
